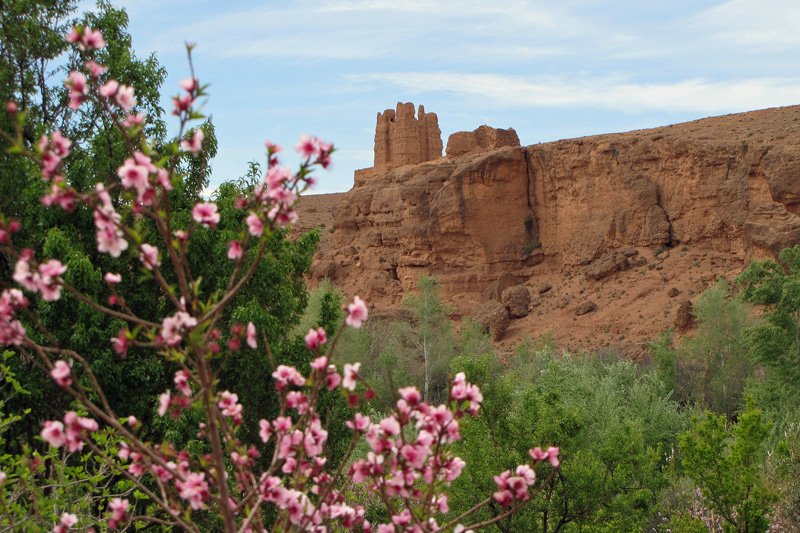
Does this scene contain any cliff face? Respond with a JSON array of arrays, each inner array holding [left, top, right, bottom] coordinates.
[[312, 105, 800, 301]]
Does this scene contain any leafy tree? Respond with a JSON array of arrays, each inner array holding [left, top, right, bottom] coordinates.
[[449, 344, 686, 532], [401, 276, 454, 403], [0, 2, 321, 460], [679, 407, 774, 532], [738, 246, 800, 404], [651, 281, 753, 419]]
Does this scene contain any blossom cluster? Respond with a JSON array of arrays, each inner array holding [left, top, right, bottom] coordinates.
[[0, 288, 27, 346], [0, 24, 565, 532], [40, 411, 99, 452], [12, 249, 67, 302]]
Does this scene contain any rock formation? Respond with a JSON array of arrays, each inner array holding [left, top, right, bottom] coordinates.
[[374, 102, 443, 169], [446, 125, 520, 157], [298, 104, 800, 355]]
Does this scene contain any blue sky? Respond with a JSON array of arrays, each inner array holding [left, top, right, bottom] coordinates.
[[99, 0, 800, 193]]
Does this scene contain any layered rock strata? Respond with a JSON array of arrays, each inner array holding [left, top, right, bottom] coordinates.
[[308, 105, 800, 313]]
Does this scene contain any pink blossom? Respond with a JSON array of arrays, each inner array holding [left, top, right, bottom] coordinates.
[[85, 60, 107, 77], [346, 296, 368, 328], [273, 416, 292, 432], [38, 132, 72, 179], [41, 420, 66, 448], [227, 241, 243, 260], [94, 185, 128, 257], [65, 71, 87, 110], [99, 80, 118, 98], [304, 327, 327, 350], [342, 362, 360, 391], [379, 415, 401, 436], [160, 311, 197, 346], [110, 329, 129, 356], [266, 166, 291, 189], [191, 201, 219, 227], [63, 411, 98, 452], [41, 182, 77, 212], [66, 28, 80, 44], [50, 360, 72, 387], [52, 512, 78, 533], [529, 446, 560, 468], [67, 26, 105, 50], [176, 472, 210, 510], [346, 413, 371, 432], [107, 498, 129, 529], [286, 391, 309, 413], [13, 251, 37, 291], [172, 93, 194, 115], [267, 205, 298, 228], [180, 77, 198, 92], [259, 419, 272, 443], [81, 27, 105, 50], [272, 365, 306, 388], [326, 369, 342, 390], [122, 113, 144, 128], [0, 299, 25, 346], [104, 272, 122, 285], [115, 85, 136, 111], [516, 464, 536, 485], [400, 443, 429, 470], [174, 370, 192, 397], [295, 134, 321, 159], [138, 244, 160, 270], [117, 155, 151, 198], [399, 386, 421, 405], [264, 140, 282, 153], [152, 463, 174, 482], [246, 213, 264, 237], [218, 391, 243, 424], [181, 128, 204, 154], [246, 322, 257, 349], [157, 391, 171, 417], [35, 259, 67, 301], [310, 355, 328, 370]]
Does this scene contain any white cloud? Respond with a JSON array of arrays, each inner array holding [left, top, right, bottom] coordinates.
[[347, 72, 800, 113], [694, 0, 800, 48], [140, 0, 581, 63]]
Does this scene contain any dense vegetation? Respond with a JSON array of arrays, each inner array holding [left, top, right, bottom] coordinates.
[[2, 1, 800, 531], [310, 269, 800, 532]]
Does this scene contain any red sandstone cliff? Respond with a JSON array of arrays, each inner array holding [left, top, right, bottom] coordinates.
[[299, 104, 800, 355]]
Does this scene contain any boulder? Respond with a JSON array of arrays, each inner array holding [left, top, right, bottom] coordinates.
[[586, 253, 629, 280], [482, 272, 524, 301], [575, 301, 598, 316], [675, 300, 695, 331], [501, 285, 531, 318], [475, 301, 511, 340]]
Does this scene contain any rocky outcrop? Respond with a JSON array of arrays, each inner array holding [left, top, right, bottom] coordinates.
[[446, 126, 520, 157], [675, 300, 696, 331], [575, 301, 598, 316], [305, 105, 800, 321], [475, 301, 510, 340], [501, 285, 531, 318], [374, 102, 443, 170]]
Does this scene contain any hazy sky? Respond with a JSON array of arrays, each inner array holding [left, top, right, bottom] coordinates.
[[104, 0, 800, 193]]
